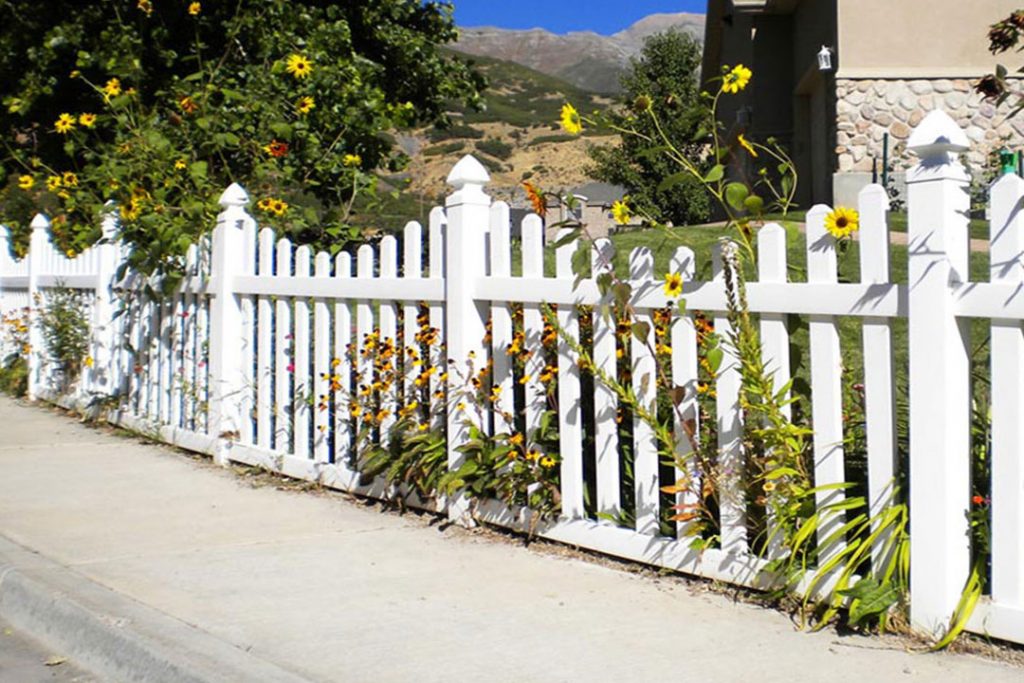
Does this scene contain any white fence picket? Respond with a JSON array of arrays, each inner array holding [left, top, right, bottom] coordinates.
[[629, 246, 659, 536], [555, 229, 584, 519], [858, 184, 898, 573], [712, 241, 746, 554], [256, 228, 274, 450], [670, 246, 699, 538], [293, 246, 312, 459], [521, 215, 546, 451], [334, 252, 353, 466], [488, 203, 514, 433], [805, 205, 847, 566], [428, 207, 446, 431], [592, 238, 620, 524], [379, 236, 399, 439], [403, 221, 423, 424], [989, 173, 1024, 610], [275, 238, 294, 452], [313, 251, 331, 463]]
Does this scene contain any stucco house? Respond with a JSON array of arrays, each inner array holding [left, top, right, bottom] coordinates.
[[702, 0, 1022, 207]]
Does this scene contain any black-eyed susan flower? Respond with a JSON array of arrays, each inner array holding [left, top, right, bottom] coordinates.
[[103, 78, 122, 98], [46, 175, 62, 192], [540, 455, 556, 468], [560, 103, 582, 135], [61, 172, 78, 187], [825, 207, 859, 239], [188, 2, 201, 15], [174, 159, 187, 170], [178, 96, 199, 114], [286, 54, 313, 79], [722, 64, 752, 94], [664, 272, 683, 299], [54, 113, 76, 134], [78, 113, 96, 128], [611, 198, 632, 225], [264, 140, 289, 158], [17, 175, 34, 190], [296, 96, 315, 114]]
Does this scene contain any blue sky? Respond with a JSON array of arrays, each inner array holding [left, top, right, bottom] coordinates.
[[451, 0, 707, 35]]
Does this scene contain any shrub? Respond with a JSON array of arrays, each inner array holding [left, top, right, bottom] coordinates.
[[475, 138, 514, 161], [422, 141, 466, 157], [38, 287, 90, 385]]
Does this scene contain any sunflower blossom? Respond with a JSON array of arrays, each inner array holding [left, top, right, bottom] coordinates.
[[523, 181, 546, 216], [17, 175, 34, 190], [343, 153, 361, 167], [611, 198, 632, 225], [664, 272, 683, 299], [560, 103, 582, 135], [296, 96, 315, 114], [825, 207, 859, 239], [79, 113, 97, 128], [722, 64, 752, 94], [286, 54, 313, 79], [46, 175, 62, 192], [188, 2, 201, 15]]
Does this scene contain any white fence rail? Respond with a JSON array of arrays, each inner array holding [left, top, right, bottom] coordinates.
[[1, 110, 1022, 644]]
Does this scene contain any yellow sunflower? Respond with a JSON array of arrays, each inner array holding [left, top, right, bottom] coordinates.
[[46, 175, 62, 192], [17, 175, 34, 190], [79, 113, 97, 128], [611, 198, 632, 225], [722, 64, 752, 94], [560, 103, 582, 135], [62, 172, 78, 187], [188, 2, 201, 15], [296, 96, 315, 114], [343, 153, 361, 167], [664, 272, 683, 299], [54, 113, 76, 134], [286, 54, 313, 79], [824, 206, 859, 239]]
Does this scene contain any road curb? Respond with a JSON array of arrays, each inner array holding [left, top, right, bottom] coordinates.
[[0, 535, 312, 683]]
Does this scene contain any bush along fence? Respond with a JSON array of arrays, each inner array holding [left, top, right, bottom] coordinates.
[[1, 109, 1023, 646]]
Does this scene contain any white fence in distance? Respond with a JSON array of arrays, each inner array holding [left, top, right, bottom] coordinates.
[[0, 110, 1022, 645]]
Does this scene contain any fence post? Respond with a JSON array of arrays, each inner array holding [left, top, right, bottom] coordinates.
[[905, 110, 972, 636], [444, 155, 491, 523], [207, 183, 253, 465], [85, 205, 120, 400], [26, 213, 49, 401]]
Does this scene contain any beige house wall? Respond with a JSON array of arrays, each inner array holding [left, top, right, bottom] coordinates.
[[836, 0, 1019, 77]]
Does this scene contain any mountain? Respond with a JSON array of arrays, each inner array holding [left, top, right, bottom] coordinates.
[[453, 12, 705, 94]]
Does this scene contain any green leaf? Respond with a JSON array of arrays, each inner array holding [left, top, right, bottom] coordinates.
[[551, 227, 580, 248], [189, 161, 208, 182], [839, 578, 901, 628], [706, 346, 724, 375], [744, 194, 765, 215], [637, 145, 671, 160], [725, 182, 749, 211], [657, 172, 689, 192], [269, 122, 294, 140], [704, 164, 725, 183], [631, 321, 651, 343]]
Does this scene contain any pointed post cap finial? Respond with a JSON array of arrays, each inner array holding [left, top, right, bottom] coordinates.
[[908, 110, 969, 161], [30, 213, 50, 232], [218, 182, 250, 209], [446, 154, 490, 191]]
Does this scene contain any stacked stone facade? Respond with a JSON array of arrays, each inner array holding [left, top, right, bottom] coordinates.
[[835, 78, 1024, 175]]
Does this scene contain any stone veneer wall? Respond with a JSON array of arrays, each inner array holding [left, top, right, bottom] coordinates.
[[835, 78, 1024, 174]]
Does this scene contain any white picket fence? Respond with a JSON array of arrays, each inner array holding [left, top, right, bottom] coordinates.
[[1, 110, 1023, 644]]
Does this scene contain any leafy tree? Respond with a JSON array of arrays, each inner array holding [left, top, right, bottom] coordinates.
[[587, 30, 710, 226], [0, 0, 484, 282]]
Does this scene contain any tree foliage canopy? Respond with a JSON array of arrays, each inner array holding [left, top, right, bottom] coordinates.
[[0, 0, 484, 280], [587, 29, 710, 226]]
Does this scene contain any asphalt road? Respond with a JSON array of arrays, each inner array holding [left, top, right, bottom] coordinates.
[[0, 619, 97, 683]]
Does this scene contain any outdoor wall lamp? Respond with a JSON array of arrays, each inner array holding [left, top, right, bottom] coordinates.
[[818, 45, 834, 72]]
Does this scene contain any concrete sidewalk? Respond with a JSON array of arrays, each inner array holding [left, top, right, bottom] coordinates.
[[0, 397, 1020, 683]]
